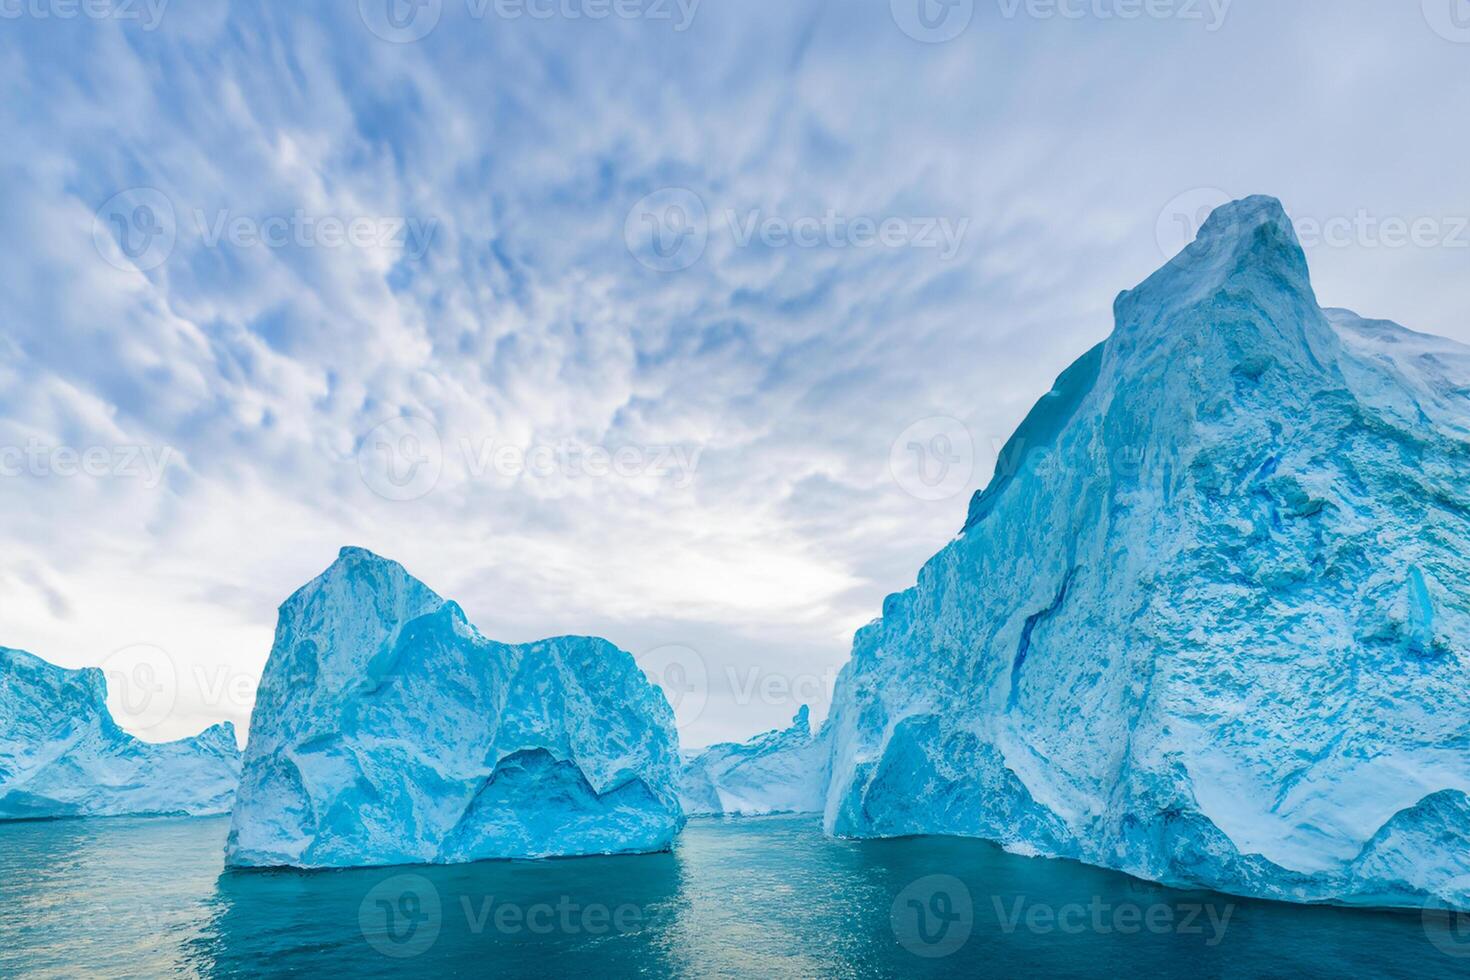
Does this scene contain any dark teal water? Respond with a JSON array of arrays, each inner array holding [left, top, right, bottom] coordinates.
[[1, 814, 1466, 977]]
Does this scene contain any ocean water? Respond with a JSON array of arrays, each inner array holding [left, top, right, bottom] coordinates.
[[1, 814, 1466, 977]]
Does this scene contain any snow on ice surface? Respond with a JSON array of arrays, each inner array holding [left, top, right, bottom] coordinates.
[[0, 647, 241, 819], [822, 196, 1470, 910], [225, 547, 684, 869], [680, 705, 829, 816]]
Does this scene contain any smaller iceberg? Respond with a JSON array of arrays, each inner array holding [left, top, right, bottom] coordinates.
[[0, 647, 241, 820], [226, 547, 685, 868], [680, 706, 829, 816]]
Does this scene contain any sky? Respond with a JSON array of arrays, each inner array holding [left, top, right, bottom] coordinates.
[[0, 0, 1467, 749]]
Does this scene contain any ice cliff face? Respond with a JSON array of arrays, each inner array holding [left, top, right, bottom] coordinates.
[[225, 547, 684, 868], [824, 196, 1470, 910], [0, 647, 240, 819], [680, 706, 829, 816]]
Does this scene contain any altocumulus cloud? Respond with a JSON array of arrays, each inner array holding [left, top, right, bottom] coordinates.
[[0, 0, 1466, 745]]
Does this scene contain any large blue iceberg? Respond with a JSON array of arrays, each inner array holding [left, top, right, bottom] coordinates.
[[225, 547, 684, 868], [680, 705, 829, 816], [0, 647, 240, 819], [823, 197, 1470, 910]]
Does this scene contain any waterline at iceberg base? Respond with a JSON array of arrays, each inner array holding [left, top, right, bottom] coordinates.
[[821, 196, 1470, 911], [8, 814, 1470, 977]]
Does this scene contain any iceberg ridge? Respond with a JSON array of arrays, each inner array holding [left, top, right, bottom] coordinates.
[[225, 547, 684, 868], [680, 705, 829, 817], [823, 196, 1470, 910], [0, 647, 241, 820]]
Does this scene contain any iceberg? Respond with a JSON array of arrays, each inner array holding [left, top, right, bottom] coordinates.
[[823, 196, 1470, 910], [680, 705, 829, 816], [225, 547, 684, 868], [0, 647, 240, 819]]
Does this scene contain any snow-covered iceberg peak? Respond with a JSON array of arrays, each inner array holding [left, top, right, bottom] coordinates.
[[680, 705, 829, 817], [225, 547, 685, 869], [0, 647, 241, 820], [824, 195, 1470, 910]]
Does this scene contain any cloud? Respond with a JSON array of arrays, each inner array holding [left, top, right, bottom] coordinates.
[[0, 0, 1466, 746]]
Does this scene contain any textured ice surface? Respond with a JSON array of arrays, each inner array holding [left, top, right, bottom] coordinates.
[[824, 197, 1470, 909], [0, 647, 240, 819], [680, 706, 829, 816], [225, 547, 684, 868]]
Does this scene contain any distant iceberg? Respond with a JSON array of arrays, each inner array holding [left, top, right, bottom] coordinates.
[[0, 647, 240, 820], [822, 197, 1470, 910], [225, 547, 684, 869], [680, 705, 828, 817]]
